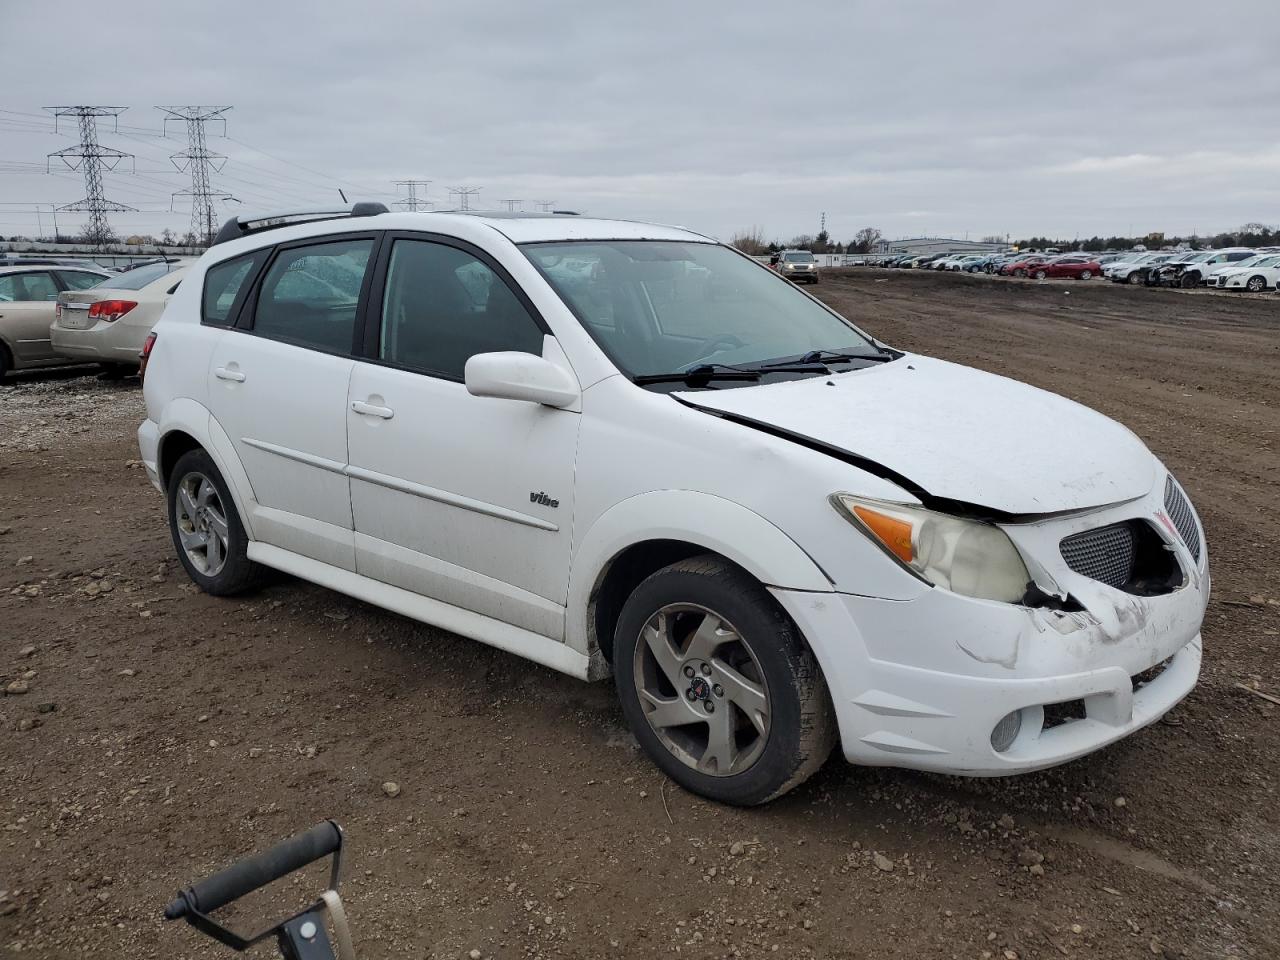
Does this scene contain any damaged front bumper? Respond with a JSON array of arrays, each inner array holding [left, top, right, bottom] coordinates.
[[771, 478, 1209, 776]]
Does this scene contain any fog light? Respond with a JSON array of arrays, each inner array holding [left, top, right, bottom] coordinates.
[[990, 710, 1022, 753]]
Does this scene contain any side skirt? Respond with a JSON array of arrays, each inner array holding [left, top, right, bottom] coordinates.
[[247, 542, 592, 680]]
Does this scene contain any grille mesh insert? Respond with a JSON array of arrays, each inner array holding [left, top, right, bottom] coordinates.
[[1164, 476, 1201, 562], [1060, 523, 1136, 589]]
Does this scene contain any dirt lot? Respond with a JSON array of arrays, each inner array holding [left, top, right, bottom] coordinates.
[[1, 270, 1278, 960]]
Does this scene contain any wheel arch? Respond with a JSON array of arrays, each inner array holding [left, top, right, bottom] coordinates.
[[567, 491, 834, 669], [154, 399, 258, 540]]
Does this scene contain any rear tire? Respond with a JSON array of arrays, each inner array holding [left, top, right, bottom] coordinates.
[[0, 344, 10, 382], [1080, 270, 1092, 280], [613, 555, 836, 806], [167, 448, 264, 596]]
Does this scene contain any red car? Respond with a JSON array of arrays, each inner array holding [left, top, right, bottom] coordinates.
[[1030, 256, 1102, 280], [999, 255, 1051, 277]]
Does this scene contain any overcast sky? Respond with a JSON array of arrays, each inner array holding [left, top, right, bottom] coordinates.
[[2, 1, 1277, 245]]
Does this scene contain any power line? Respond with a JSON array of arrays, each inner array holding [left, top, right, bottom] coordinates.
[[158, 106, 235, 244], [448, 186, 481, 211], [44, 106, 136, 247], [394, 179, 432, 211]]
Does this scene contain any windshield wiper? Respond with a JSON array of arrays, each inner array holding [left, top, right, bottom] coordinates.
[[755, 348, 897, 370], [633, 363, 762, 386]]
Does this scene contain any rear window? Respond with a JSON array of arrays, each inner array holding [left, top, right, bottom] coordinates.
[[203, 252, 264, 326], [106, 262, 181, 290]]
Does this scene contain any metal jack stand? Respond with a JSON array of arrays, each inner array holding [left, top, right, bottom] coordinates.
[[163, 821, 355, 960]]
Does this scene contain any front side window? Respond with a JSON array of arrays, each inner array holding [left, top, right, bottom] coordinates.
[[379, 238, 543, 379], [203, 252, 264, 326], [252, 238, 373, 354], [0, 271, 59, 302], [524, 241, 881, 378]]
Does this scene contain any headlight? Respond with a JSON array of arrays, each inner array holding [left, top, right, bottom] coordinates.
[[831, 495, 1031, 603]]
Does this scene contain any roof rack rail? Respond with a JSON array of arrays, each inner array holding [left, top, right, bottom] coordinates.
[[211, 202, 390, 247]]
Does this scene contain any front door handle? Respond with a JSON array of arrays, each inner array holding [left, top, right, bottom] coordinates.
[[214, 366, 246, 383], [351, 400, 394, 420]]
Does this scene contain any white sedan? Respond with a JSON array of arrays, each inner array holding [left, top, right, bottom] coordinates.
[[1207, 253, 1280, 292]]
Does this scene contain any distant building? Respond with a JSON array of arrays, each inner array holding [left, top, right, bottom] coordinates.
[[875, 237, 1010, 256]]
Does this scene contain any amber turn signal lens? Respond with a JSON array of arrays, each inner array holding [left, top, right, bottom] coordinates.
[[852, 505, 914, 564]]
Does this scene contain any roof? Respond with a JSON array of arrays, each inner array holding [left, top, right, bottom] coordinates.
[[212, 203, 713, 250], [403, 211, 711, 245]]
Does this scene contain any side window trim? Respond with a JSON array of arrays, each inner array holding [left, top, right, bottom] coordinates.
[[235, 231, 384, 359], [359, 230, 550, 381]]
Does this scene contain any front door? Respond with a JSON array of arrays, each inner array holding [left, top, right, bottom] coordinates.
[[346, 234, 580, 639], [207, 234, 378, 570]]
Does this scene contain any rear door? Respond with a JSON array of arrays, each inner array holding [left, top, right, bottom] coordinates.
[[207, 233, 379, 570], [0, 270, 61, 363]]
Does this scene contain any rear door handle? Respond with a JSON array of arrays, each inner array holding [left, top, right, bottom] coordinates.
[[351, 400, 394, 420], [214, 366, 246, 383]]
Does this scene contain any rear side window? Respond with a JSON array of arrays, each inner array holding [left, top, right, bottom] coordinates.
[[202, 253, 264, 326], [252, 238, 373, 354]]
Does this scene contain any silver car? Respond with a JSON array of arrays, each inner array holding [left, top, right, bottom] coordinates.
[[0, 264, 113, 379]]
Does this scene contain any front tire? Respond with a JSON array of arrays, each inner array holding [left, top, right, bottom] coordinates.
[[1128, 271, 1144, 285], [1033, 269, 1047, 280], [167, 449, 264, 596], [1246, 275, 1266, 293], [613, 556, 835, 806]]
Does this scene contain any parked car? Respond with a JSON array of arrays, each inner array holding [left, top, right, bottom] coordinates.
[[50, 261, 188, 375], [0, 263, 113, 379], [1029, 256, 1103, 280], [774, 250, 820, 284], [999, 255, 1051, 277], [138, 204, 1208, 805], [1106, 253, 1173, 284], [1208, 253, 1280, 292], [1149, 249, 1257, 288]]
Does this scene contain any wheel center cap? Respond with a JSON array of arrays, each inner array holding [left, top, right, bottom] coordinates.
[[687, 676, 711, 702]]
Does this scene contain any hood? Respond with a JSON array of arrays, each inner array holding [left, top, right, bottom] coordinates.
[[677, 355, 1156, 515]]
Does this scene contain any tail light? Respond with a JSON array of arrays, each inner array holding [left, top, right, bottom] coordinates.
[[139, 332, 157, 383], [88, 299, 138, 322]]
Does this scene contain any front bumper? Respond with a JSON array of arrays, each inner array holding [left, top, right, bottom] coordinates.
[[771, 480, 1208, 776]]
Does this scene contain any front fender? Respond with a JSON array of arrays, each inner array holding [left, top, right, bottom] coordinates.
[[565, 490, 833, 657]]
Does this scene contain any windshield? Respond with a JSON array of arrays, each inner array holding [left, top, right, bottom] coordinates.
[[523, 240, 881, 378], [782, 252, 814, 262]]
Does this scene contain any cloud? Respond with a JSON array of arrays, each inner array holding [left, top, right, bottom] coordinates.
[[1, 0, 1277, 242]]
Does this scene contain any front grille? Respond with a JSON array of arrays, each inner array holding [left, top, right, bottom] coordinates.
[[1060, 523, 1136, 589], [1163, 476, 1202, 562]]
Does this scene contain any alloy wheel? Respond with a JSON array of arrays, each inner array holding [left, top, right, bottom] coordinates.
[[1247, 276, 1265, 292], [175, 471, 230, 577], [632, 603, 770, 777]]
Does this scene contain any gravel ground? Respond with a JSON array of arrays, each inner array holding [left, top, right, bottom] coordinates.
[[1, 270, 1277, 959]]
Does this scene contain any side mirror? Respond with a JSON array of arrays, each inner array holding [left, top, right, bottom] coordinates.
[[464, 352, 580, 409]]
